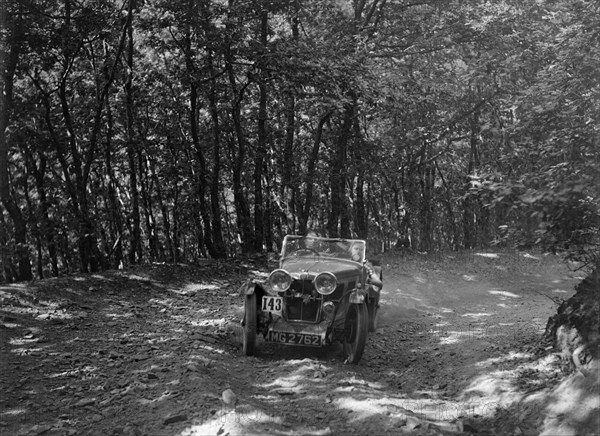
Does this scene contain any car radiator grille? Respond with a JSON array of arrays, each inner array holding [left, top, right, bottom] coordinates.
[[285, 297, 320, 322], [286, 280, 321, 322]]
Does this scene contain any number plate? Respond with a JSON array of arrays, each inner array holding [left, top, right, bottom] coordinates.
[[266, 331, 322, 347], [261, 296, 283, 315]]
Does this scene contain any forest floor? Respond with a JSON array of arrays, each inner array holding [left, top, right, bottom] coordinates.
[[1, 250, 598, 436]]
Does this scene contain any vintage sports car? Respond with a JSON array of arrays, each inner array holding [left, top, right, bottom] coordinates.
[[240, 235, 383, 364]]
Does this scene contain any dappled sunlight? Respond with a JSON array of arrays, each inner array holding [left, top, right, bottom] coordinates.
[[178, 406, 334, 436], [10, 346, 45, 355], [48, 365, 99, 379], [475, 252, 499, 259], [475, 351, 533, 368], [185, 283, 219, 292], [335, 375, 384, 390], [382, 290, 422, 302], [488, 289, 520, 298], [1, 321, 21, 328], [260, 361, 328, 391], [371, 396, 486, 422], [124, 273, 155, 282], [196, 344, 226, 354], [1, 408, 27, 418], [0, 283, 29, 291], [462, 371, 522, 407], [461, 312, 493, 318], [333, 394, 495, 431], [2, 301, 76, 321], [168, 281, 229, 296], [540, 360, 600, 436], [104, 312, 135, 319], [148, 297, 176, 307], [9, 336, 41, 346], [437, 330, 467, 345], [90, 274, 110, 280], [333, 396, 387, 421], [456, 351, 594, 434], [414, 276, 428, 284], [145, 334, 178, 344], [190, 317, 228, 328]]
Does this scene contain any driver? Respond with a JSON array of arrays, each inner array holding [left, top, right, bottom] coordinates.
[[297, 230, 319, 251]]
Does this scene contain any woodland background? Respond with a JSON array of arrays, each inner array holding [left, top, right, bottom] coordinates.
[[1, 0, 598, 282]]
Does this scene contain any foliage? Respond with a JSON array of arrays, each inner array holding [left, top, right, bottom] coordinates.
[[1, 0, 598, 281]]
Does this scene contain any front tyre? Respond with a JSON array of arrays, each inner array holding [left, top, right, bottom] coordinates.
[[342, 303, 368, 364], [243, 293, 257, 356], [368, 299, 379, 333]]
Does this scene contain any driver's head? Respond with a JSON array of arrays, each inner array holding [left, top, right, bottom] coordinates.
[[350, 242, 362, 261], [303, 230, 318, 248]]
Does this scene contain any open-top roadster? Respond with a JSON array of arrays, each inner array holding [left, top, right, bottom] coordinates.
[[240, 235, 382, 364]]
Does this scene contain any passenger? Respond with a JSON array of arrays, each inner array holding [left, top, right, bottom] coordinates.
[[349, 241, 382, 288], [350, 242, 363, 262]]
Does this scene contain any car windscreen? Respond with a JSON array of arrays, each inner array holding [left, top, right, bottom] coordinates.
[[281, 236, 365, 262]]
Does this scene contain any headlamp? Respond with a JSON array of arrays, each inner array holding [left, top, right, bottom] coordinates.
[[268, 269, 292, 293], [313, 272, 337, 295]]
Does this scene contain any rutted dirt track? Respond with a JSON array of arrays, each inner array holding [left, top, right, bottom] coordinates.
[[1, 251, 596, 436]]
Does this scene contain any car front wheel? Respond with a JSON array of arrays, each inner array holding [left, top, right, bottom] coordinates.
[[342, 303, 368, 364], [368, 299, 379, 333], [243, 293, 257, 356]]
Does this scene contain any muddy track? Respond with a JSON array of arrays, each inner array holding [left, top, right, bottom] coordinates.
[[0, 252, 586, 435]]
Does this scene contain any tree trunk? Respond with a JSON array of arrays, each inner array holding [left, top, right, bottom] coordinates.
[[226, 71, 253, 253], [172, 186, 181, 262], [327, 104, 354, 238], [282, 8, 299, 233], [0, 5, 32, 280], [0, 211, 16, 281], [300, 111, 332, 233], [24, 148, 59, 277], [104, 91, 124, 268], [463, 112, 481, 249], [138, 150, 158, 260], [419, 142, 435, 251], [225, 0, 253, 253], [207, 51, 227, 259], [185, 43, 215, 258], [22, 176, 44, 278], [253, 8, 269, 252], [352, 117, 367, 238], [435, 159, 458, 250], [125, 4, 142, 264], [149, 152, 173, 262]]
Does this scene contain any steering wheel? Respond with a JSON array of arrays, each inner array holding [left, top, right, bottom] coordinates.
[[293, 248, 320, 256]]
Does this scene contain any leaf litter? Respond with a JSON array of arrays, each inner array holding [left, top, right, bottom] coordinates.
[[0, 252, 596, 435]]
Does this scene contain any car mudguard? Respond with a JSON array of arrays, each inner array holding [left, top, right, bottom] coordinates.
[[349, 288, 367, 304], [240, 281, 267, 326], [239, 280, 267, 295]]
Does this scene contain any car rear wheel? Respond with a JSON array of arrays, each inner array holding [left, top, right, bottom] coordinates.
[[243, 293, 257, 356], [342, 303, 368, 364]]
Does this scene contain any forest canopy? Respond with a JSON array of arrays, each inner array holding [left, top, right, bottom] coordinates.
[[1, 0, 599, 281]]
